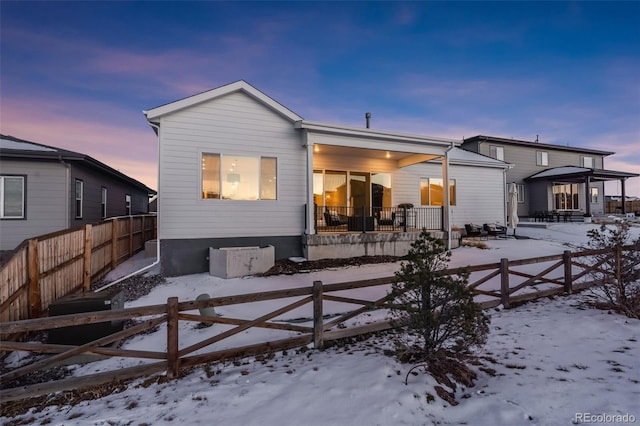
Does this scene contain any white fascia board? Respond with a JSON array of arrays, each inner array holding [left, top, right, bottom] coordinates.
[[144, 80, 303, 122], [295, 120, 462, 155], [450, 159, 514, 169]]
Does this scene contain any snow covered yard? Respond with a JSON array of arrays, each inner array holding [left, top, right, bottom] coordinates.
[[1, 222, 639, 425]]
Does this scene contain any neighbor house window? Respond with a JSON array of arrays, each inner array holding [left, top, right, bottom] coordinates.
[[536, 151, 548, 166], [75, 179, 83, 219], [202, 153, 278, 200], [0, 175, 25, 219], [582, 156, 594, 168], [508, 183, 525, 203], [490, 146, 504, 161], [553, 183, 579, 210], [125, 194, 131, 215], [420, 178, 456, 206], [590, 187, 599, 203], [101, 187, 107, 219]]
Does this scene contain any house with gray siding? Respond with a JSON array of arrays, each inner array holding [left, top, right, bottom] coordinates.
[[144, 80, 510, 277], [461, 135, 638, 219], [0, 135, 155, 251]]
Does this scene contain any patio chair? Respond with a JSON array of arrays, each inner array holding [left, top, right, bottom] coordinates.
[[375, 210, 396, 227], [323, 210, 347, 227], [483, 223, 507, 238], [464, 223, 488, 240]]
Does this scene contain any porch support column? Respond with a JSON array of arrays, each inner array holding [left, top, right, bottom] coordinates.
[[442, 143, 453, 249], [621, 178, 627, 215], [584, 175, 591, 217], [304, 131, 316, 235]]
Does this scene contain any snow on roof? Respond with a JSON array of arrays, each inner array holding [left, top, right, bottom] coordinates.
[[0, 136, 57, 152]]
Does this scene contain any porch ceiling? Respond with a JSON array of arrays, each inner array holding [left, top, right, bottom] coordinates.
[[313, 144, 440, 167]]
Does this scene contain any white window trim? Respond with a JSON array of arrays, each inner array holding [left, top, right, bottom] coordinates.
[[490, 145, 504, 161], [75, 179, 83, 219], [101, 187, 108, 219], [200, 152, 278, 201], [582, 156, 594, 168], [0, 175, 25, 219], [536, 151, 548, 166]]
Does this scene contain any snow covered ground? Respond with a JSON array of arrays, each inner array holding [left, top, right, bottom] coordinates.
[[2, 222, 639, 426]]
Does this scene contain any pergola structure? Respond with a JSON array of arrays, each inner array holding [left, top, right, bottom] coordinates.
[[526, 166, 639, 215]]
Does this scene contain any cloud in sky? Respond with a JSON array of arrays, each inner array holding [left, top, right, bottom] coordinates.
[[1, 1, 638, 195]]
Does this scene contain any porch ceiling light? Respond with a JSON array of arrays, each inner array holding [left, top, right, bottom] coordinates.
[[385, 151, 391, 158]]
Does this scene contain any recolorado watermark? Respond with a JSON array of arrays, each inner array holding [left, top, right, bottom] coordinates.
[[573, 412, 636, 424]]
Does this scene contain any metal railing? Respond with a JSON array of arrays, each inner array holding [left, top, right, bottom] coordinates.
[[313, 205, 442, 233]]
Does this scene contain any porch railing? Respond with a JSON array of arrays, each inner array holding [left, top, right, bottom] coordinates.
[[313, 205, 443, 233]]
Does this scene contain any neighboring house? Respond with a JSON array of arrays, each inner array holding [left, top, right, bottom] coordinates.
[[144, 80, 510, 277], [461, 135, 639, 219], [0, 134, 156, 251]]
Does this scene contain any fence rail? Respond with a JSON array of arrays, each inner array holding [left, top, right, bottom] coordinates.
[[0, 215, 157, 325], [0, 244, 635, 402]]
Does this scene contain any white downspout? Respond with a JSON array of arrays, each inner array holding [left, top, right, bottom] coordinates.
[[95, 120, 161, 292], [443, 142, 455, 250]]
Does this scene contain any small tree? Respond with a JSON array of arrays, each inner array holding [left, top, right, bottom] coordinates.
[[389, 230, 489, 362], [586, 222, 640, 319]]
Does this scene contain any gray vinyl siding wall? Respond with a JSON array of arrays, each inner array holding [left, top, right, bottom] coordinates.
[[0, 160, 68, 250], [468, 141, 606, 217], [157, 91, 306, 241], [69, 163, 149, 226]]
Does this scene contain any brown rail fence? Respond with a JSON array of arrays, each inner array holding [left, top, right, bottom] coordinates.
[[0, 215, 157, 324], [0, 245, 635, 402]]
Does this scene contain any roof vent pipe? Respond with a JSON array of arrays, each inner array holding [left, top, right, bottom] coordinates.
[[365, 112, 371, 128]]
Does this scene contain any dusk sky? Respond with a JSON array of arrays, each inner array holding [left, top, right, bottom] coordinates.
[[1, 1, 639, 195]]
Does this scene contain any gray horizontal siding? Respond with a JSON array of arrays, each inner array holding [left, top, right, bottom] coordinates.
[[0, 160, 68, 250]]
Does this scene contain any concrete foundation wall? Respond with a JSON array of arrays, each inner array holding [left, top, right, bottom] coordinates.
[[209, 246, 275, 278], [303, 231, 460, 261]]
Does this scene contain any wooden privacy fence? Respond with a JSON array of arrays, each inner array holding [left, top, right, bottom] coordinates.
[[0, 215, 157, 324], [0, 245, 636, 401]]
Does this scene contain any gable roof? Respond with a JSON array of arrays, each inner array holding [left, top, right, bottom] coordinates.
[[143, 80, 303, 123], [463, 135, 615, 156], [0, 134, 156, 194]]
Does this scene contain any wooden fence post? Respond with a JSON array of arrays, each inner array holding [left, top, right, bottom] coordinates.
[[111, 218, 118, 269], [167, 297, 179, 378], [83, 224, 92, 291], [500, 258, 510, 309], [615, 244, 622, 289], [563, 250, 573, 294], [128, 216, 134, 258], [313, 280, 324, 349], [27, 239, 41, 318]]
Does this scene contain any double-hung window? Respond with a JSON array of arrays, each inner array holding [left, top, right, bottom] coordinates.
[[536, 151, 548, 166], [201, 153, 277, 200], [0, 175, 25, 219], [489, 146, 504, 161], [75, 179, 83, 219], [582, 156, 594, 168], [125, 194, 131, 215]]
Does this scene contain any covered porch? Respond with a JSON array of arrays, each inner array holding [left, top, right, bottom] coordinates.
[[526, 166, 640, 216], [295, 120, 460, 260]]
